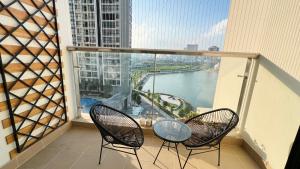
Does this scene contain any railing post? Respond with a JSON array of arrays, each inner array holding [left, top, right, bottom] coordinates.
[[71, 51, 82, 118], [237, 56, 260, 132], [236, 58, 252, 115], [151, 53, 157, 124]]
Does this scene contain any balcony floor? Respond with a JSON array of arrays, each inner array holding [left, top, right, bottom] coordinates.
[[19, 126, 260, 169]]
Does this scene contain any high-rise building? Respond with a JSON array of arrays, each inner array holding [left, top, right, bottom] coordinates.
[[184, 44, 198, 51], [69, 0, 98, 47], [69, 0, 132, 110], [208, 46, 219, 51], [99, 0, 131, 91], [184, 44, 199, 63], [69, 0, 131, 48]]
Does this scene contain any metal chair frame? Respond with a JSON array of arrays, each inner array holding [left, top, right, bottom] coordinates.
[[182, 108, 239, 169], [90, 104, 144, 169]]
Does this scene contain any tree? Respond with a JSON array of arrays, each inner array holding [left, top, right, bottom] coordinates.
[[132, 91, 138, 100], [131, 90, 142, 105], [147, 89, 151, 97], [186, 111, 198, 119], [138, 85, 143, 91], [170, 107, 174, 115], [157, 95, 161, 103], [163, 101, 168, 107], [184, 103, 193, 113], [136, 95, 142, 105], [178, 109, 186, 117]]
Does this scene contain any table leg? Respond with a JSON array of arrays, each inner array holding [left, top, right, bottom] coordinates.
[[153, 140, 165, 164], [175, 143, 183, 169]]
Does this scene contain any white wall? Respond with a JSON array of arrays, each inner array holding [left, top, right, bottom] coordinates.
[[215, 0, 300, 168], [56, 0, 78, 121], [243, 58, 300, 169], [0, 121, 11, 167], [224, 0, 300, 81]]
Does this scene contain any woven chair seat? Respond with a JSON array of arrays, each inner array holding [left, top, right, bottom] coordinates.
[[183, 109, 239, 148], [183, 122, 227, 147], [90, 104, 144, 148]]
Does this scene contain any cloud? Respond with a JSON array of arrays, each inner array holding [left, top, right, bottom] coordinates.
[[132, 23, 156, 48], [132, 23, 183, 49], [203, 19, 228, 38], [132, 18, 228, 50]]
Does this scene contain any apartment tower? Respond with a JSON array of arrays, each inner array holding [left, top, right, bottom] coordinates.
[[69, 0, 132, 110]]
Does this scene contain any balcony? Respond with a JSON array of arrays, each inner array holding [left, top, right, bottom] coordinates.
[[0, 0, 300, 169], [18, 126, 260, 169], [1, 46, 264, 169]]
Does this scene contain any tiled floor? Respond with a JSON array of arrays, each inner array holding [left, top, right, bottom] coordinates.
[[19, 126, 260, 169]]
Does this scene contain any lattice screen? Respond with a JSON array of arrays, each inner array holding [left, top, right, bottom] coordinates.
[[0, 0, 67, 154]]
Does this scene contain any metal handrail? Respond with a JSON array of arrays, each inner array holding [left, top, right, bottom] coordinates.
[[66, 46, 259, 59], [68, 45, 260, 133]]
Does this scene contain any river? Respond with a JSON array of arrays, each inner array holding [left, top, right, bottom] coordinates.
[[142, 70, 218, 108]]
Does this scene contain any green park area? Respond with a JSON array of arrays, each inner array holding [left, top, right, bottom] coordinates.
[[132, 89, 198, 119], [130, 63, 204, 119]]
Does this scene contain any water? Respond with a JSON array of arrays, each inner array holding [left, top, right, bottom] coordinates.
[[142, 71, 218, 108], [80, 98, 102, 113]]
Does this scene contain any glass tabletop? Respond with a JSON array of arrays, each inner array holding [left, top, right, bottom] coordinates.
[[153, 119, 192, 143]]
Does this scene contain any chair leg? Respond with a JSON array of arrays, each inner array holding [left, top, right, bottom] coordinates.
[[134, 149, 143, 169], [218, 143, 221, 166], [99, 138, 104, 164], [183, 149, 192, 169]]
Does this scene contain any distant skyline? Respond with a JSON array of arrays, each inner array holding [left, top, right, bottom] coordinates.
[[132, 0, 230, 50]]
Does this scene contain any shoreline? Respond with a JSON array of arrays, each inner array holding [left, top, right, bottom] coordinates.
[[137, 69, 206, 87], [137, 69, 216, 109]]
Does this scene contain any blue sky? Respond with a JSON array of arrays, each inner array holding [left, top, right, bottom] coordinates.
[[132, 0, 230, 50]]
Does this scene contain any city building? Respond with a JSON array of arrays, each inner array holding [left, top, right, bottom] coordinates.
[[208, 45, 219, 51], [184, 44, 198, 51], [69, 0, 98, 47], [69, 0, 132, 110], [183, 44, 199, 63]]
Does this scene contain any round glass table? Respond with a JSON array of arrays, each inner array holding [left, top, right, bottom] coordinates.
[[153, 119, 192, 169]]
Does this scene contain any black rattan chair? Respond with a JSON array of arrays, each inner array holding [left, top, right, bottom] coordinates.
[[182, 108, 239, 168], [90, 104, 144, 169]]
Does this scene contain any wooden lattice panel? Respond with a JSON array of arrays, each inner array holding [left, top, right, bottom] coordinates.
[[0, 0, 67, 154]]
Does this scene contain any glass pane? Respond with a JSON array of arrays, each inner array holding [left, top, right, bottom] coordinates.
[[77, 51, 155, 121], [142, 54, 221, 120], [75, 51, 247, 123]]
